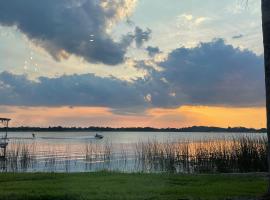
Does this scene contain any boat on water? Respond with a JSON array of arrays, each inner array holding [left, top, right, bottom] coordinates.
[[95, 133, 104, 139]]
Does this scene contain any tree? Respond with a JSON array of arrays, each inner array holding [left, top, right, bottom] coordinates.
[[262, 0, 270, 196]]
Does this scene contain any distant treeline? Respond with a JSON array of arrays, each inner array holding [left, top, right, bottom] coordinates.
[[0, 126, 266, 133]]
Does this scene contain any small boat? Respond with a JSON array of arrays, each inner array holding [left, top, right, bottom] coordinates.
[[95, 133, 104, 139]]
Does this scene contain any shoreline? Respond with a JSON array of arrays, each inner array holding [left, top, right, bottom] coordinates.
[[0, 125, 266, 133], [0, 129, 267, 134]]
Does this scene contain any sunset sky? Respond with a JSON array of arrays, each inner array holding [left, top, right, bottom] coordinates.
[[0, 0, 266, 128]]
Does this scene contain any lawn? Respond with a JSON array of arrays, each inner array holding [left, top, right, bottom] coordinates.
[[0, 172, 267, 200]]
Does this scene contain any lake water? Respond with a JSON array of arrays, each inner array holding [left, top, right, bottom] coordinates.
[[0, 131, 267, 173]]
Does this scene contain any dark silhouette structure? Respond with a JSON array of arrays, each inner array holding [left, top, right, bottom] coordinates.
[[0, 125, 266, 133], [0, 118, 10, 160], [262, 0, 270, 196]]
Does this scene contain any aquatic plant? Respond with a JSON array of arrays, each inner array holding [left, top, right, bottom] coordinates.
[[0, 136, 267, 173]]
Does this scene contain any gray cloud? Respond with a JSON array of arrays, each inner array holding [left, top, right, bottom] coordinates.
[[0, 0, 135, 65], [0, 72, 145, 109], [0, 39, 265, 112], [133, 27, 152, 48], [146, 46, 161, 57], [232, 34, 244, 39], [158, 39, 265, 107]]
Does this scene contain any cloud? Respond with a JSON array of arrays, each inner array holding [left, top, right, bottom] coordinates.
[[0, 106, 14, 113], [146, 46, 161, 57], [0, 39, 265, 113], [101, 0, 137, 30], [232, 34, 244, 39], [0, 72, 145, 109], [118, 26, 152, 50], [194, 17, 208, 25], [158, 39, 265, 107], [181, 14, 193, 21], [178, 14, 210, 26], [0, 0, 137, 65], [133, 27, 152, 48]]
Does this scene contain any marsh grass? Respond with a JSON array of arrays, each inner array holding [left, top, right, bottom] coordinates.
[[134, 136, 267, 173], [0, 136, 267, 173], [84, 140, 113, 171], [4, 142, 36, 172]]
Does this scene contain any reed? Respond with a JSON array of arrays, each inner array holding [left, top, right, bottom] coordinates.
[[134, 136, 267, 173], [3, 142, 36, 172], [103, 140, 113, 162], [0, 136, 267, 173], [44, 151, 57, 172]]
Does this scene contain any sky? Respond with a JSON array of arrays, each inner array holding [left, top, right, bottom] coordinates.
[[0, 0, 266, 128]]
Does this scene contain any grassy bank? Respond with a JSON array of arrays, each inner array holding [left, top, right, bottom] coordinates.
[[0, 172, 267, 200]]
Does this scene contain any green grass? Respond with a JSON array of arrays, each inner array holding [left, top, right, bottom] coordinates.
[[0, 172, 267, 200]]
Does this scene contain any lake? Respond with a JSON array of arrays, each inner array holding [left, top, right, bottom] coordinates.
[[0, 131, 267, 173]]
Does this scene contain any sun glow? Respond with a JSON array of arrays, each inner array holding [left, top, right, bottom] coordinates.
[[1, 105, 266, 128]]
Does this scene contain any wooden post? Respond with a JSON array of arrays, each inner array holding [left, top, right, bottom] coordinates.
[[3, 121, 8, 159], [4, 121, 8, 159]]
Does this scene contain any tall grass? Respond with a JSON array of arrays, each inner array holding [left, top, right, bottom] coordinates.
[[84, 141, 113, 171], [3, 142, 36, 172], [0, 136, 267, 173], [134, 136, 267, 173]]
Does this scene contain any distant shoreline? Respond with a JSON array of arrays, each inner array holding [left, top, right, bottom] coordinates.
[[0, 126, 266, 133]]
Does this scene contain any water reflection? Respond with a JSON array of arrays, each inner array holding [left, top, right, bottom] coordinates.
[[0, 134, 267, 173]]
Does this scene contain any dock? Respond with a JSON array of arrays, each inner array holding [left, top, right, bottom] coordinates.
[[0, 118, 11, 160]]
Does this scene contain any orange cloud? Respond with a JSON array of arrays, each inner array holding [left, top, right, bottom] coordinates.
[[0, 105, 266, 128], [147, 106, 266, 128]]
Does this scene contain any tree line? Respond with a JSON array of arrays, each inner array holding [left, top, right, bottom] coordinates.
[[0, 126, 266, 133]]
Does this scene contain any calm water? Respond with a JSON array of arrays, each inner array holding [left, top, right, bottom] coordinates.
[[5, 131, 267, 143], [0, 131, 266, 173]]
